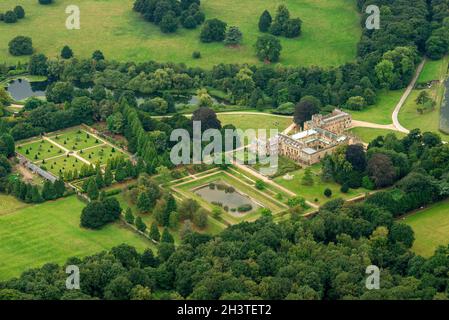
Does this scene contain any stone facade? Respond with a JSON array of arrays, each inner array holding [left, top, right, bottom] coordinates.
[[271, 109, 352, 166]]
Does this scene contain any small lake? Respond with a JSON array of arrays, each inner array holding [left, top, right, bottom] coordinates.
[[194, 181, 261, 214], [6, 79, 47, 101]]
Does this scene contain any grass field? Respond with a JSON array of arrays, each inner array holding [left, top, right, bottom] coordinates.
[[399, 89, 449, 140], [0, 196, 152, 280], [273, 164, 369, 204], [45, 154, 81, 176], [418, 56, 449, 84], [403, 199, 449, 257], [217, 113, 292, 132], [79, 145, 125, 167], [0, 0, 360, 68], [399, 57, 449, 139], [350, 127, 406, 143], [50, 130, 102, 151], [346, 89, 404, 125], [0, 194, 29, 216], [17, 139, 63, 162]]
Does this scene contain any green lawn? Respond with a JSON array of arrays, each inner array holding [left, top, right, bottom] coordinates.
[[403, 199, 449, 257], [399, 89, 449, 140], [273, 164, 369, 205], [218, 113, 292, 132], [346, 89, 404, 125], [50, 129, 102, 151], [0, 194, 29, 216], [418, 56, 449, 84], [45, 154, 84, 176], [79, 145, 125, 167], [350, 127, 406, 144], [17, 139, 64, 162], [0, 196, 152, 280], [0, 0, 360, 68]]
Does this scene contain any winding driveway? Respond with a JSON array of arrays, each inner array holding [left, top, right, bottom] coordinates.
[[391, 59, 426, 134]]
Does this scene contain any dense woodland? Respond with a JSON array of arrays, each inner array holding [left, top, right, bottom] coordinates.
[[1, 0, 449, 300]]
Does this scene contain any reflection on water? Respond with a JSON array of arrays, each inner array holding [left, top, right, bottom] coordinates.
[[194, 181, 260, 214], [6, 79, 47, 101]]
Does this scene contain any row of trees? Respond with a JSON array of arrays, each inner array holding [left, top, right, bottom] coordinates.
[[259, 5, 302, 38], [133, 0, 205, 33], [0, 5, 25, 24], [4, 178, 66, 204]]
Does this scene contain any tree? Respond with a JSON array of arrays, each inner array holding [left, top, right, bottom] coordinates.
[[426, 35, 448, 60], [125, 208, 135, 224], [87, 177, 99, 200], [135, 217, 147, 233], [45, 81, 74, 103], [61, 45, 74, 59], [13, 6, 25, 19], [29, 54, 48, 76], [192, 107, 222, 131], [284, 18, 302, 38], [301, 168, 314, 186], [149, 222, 161, 242], [161, 228, 174, 243], [92, 50, 105, 61], [106, 113, 124, 134], [104, 166, 113, 186], [0, 133, 15, 157], [137, 192, 152, 213], [367, 153, 396, 188], [224, 26, 243, 46], [345, 144, 366, 172], [255, 35, 282, 63], [259, 10, 272, 32], [4, 11, 18, 23], [53, 179, 66, 198], [160, 12, 178, 33], [104, 276, 133, 300], [8, 36, 33, 56], [193, 209, 208, 229], [293, 96, 321, 128], [324, 188, 332, 198], [80, 201, 105, 229], [41, 181, 55, 200], [200, 19, 227, 43]]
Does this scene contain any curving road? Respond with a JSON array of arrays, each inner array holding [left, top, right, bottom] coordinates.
[[391, 59, 426, 134]]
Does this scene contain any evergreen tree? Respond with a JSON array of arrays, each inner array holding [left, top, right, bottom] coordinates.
[[104, 166, 113, 186], [149, 222, 161, 242], [135, 217, 147, 233], [224, 26, 243, 46], [137, 192, 152, 213], [41, 181, 55, 200], [61, 45, 73, 59], [125, 208, 135, 225], [258, 10, 272, 32], [53, 179, 66, 198], [87, 178, 99, 200], [31, 186, 43, 203], [161, 228, 174, 243]]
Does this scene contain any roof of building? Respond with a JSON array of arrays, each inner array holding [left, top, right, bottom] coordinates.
[[302, 148, 317, 155], [291, 129, 318, 140]]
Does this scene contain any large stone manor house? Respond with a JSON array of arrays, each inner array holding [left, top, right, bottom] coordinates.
[[270, 109, 353, 165]]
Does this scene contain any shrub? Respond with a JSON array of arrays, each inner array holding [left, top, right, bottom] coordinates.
[[4, 11, 18, 24], [39, 0, 53, 4], [237, 204, 253, 213], [192, 51, 201, 59], [324, 188, 332, 198], [340, 184, 349, 193], [200, 19, 227, 43], [14, 6, 25, 19], [8, 36, 33, 56]]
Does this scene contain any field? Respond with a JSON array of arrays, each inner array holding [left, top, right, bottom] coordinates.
[[403, 199, 449, 257], [217, 113, 293, 132], [346, 89, 404, 125], [0, 0, 361, 68], [16, 139, 63, 162], [273, 164, 369, 204], [0, 195, 152, 280], [399, 57, 449, 138], [417, 56, 449, 84], [350, 127, 406, 143], [0, 194, 29, 216], [49, 130, 102, 151], [79, 145, 125, 167]]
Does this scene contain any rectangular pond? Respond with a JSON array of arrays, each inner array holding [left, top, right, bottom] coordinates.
[[193, 181, 261, 214]]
